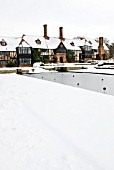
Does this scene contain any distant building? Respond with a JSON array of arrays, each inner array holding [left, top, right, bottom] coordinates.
[[0, 38, 17, 67], [0, 25, 110, 67]]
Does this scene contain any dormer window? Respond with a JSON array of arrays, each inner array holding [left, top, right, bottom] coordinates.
[[0, 39, 7, 46], [35, 39, 41, 45], [70, 42, 75, 46]]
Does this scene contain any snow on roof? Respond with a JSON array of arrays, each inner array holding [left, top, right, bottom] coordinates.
[[91, 40, 109, 50], [0, 73, 114, 170], [0, 35, 109, 52], [73, 37, 109, 50], [103, 43, 109, 50], [0, 37, 20, 51], [22, 35, 48, 48], [63, 39, 81, 50], [23, 35, 81, 50], [20, 35, 60, 49]]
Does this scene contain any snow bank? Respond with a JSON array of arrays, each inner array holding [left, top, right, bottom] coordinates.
[[0, 73, 114, 170], [28, 67, 50, 73]]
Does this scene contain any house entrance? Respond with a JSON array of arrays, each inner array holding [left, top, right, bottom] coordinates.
[[60, 56, 63, 63]]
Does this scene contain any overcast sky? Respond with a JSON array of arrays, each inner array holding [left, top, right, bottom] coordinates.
[[0, 0, 114, 42]]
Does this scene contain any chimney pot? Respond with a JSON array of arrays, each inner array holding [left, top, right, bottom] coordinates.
[[43, 24, 49, 40], [59, 27, 64, 41], [98, 37, 104, 59], [99, 37, 103, 46]]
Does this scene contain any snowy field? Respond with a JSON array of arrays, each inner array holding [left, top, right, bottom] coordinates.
[[0, 73, 114, 170]]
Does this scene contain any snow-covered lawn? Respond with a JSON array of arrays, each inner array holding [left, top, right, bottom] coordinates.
[[0, 73, 114, 170]]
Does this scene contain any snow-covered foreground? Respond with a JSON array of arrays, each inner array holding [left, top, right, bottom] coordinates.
[[0, 73, 114, 170]]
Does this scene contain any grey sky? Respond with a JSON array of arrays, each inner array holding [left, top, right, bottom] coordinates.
[[0, 0, 114, 42]]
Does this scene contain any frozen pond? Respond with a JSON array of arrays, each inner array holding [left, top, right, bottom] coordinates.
[[25, 71, 114, 96]]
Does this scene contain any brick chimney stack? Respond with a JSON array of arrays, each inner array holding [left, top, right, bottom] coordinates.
[[43, 24, 49, 40], [59, 27, 64, 41], [98, 37, 104, 60]]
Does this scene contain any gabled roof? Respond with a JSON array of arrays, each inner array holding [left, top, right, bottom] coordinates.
[[20, 36, 60, 49], [0, 35, 109, 52], [19, 35, 82, 51]]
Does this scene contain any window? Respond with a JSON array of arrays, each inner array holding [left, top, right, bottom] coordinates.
[[0, 39, 7, 46], [35, 39, 41, 44], [28, 48, 31, 54], [19, 58, 31, 64], [0, 51, 10, 56], [18, 47, 31, 54], [82, 45, 92, 51], [0, 52, 5, 55], [70, 42, 75, 46], [0, 60, 7, 65]]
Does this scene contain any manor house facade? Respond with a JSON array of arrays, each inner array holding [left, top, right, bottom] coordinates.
[[0, 24, 109, 67]]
